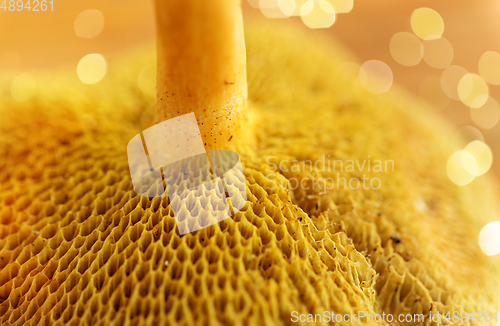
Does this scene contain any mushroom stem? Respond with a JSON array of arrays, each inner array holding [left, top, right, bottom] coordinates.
[[154, 0, 247, 150]]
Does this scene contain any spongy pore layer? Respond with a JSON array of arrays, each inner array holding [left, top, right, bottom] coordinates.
[[1, 20, 500, 326]]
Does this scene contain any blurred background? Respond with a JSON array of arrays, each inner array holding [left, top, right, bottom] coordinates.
[[1, 0, 500, 188]]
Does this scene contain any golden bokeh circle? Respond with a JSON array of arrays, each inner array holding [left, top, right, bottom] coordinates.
[[389, 32, 423, 67], [411, 8, 444, 40]]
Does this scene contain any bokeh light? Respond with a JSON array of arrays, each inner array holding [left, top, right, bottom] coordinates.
[[291, 0, 308, 16], [418, 76, 450, 110], [479, 221, 500, 256], [328, 0, 353, 14], [389, 32, 423, 67], [478, 51, 500, 85], [359, 60, 393, 94], [278, 0, 296, 18], [247, 0, 260, 8], [77, 54, 107, 84], [411, 8, 444, 40], [422, 37, 453, 69], [74, 9, 105, 39], [11, 74, 37, 102], [447, 150, 477, 186], [470, 96, 500, 130], [464, 140, 492, 176], [259, 0, 295, 18], [457, 73, 489, 109], [250, 0, 351, 27], [451, 125, 484, 151], [414, 197, 427, 213], [300, 0, 336, 29], [138, 65, 157, 97], [440, 65, 468, 100]]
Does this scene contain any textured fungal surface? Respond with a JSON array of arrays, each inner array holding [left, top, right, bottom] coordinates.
[[0, 21, 500, 326]]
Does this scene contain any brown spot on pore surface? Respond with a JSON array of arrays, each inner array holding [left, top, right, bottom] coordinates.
[[390, 235, 401, 244]]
